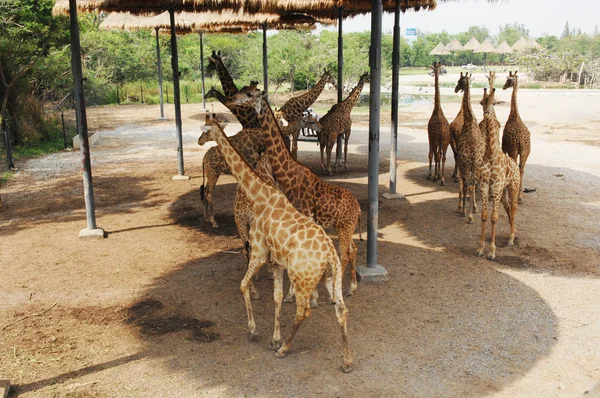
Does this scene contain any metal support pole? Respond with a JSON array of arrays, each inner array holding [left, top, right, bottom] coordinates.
[[155, 27, 166, 120], [140, 84, 144, 103], [61, 111, 67, 149], [262, 23, 268, 93], [384, 0, 403, 199], [68, 0, 103, 238], [116, 85, 120, 104], [168, 8, 188, 180], [336, 6, 344, 163], [357, 0, 387, 281], [199, 32, 206, 109]]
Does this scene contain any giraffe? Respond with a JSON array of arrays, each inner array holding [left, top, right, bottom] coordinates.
[[319, 72, 370, 175], [207, 114, 353, 373], [278, 114, 323, 160], [227, 85, 363, 298], [197, 113, 266, 228], [207, 52, 262, 130], [502, 71, 531, 203], [454, 72, 485, 223], [449, 108, 464, 182], [426, 61, 451, 185], [275, 70, 336, 157], [477, 88, 520, 260], [478, 71, 497, 133]]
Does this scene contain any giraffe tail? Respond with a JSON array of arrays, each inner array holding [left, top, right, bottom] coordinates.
[[199, 161, 206, 202], [358, 213, 363, 242]]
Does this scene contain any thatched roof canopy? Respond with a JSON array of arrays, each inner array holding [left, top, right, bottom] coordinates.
[[429, 42, 450, 55], [526, 38, 542, 49], [474, 39, 496, 54], [53, 0, 438, 17], [495, 40, 513, 54], [445, 38, 463, 52], [511, 36, 528, 51], [463, 37, 481, 51], [98, 10, 324, 33]]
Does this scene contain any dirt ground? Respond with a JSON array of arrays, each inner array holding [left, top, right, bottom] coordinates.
[[1, 78, 600, 397]]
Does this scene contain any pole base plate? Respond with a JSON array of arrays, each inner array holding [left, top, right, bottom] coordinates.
[[158, 117, 169, 121], [382, 192, 404, 200], [357, 264, 388, 283], [79, 228, 105, 239], [172, 175, 191, 181]]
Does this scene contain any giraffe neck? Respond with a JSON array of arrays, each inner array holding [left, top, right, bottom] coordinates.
[[215, 59, 238, 97], [340, 76, 366, 112], [282, 73, 329, 117], [256, 99, 299, 192], [484, 111, 500, 158], [434, 70, 441, 111], [211, 121, 271, 204], [509, 78, 519, 118], [462, 82, 475, 123]]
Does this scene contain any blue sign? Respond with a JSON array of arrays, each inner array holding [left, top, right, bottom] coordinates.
[[405, 28, 417, 36]]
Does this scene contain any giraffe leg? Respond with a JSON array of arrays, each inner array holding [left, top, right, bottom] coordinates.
[[275, 287, 313, 358], [506, 180, 520, 245], [203, 164, 221, 229], [338, 228, 357, 296], [427, 147, 433, 180], [343, 130, 351, 171], [291, 129, 299, 161], [450, 139, 459, 181], [467, 181, 476, 224], [473, 183, 479, 213], [457, 175, 464, 213], [326, 140, 334, 176], [241, 237, 269, 340], [320, 133, 327, 170], [476, 182, 489, 257], [270, 265, 284, 350], [434, 146, 441, 183], [283, 274, 295, 303], [518, 151, 529, 204], [440, 143, 448, 186], [332, 257, 353, 373], [488, 188, 502, 260]]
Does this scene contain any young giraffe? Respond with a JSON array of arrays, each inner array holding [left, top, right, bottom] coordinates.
[[197, 114, 266, 228], [426, 62, 451, 185], [207, 52, 262, 130], [502, 71, 531, 203], [454, 73, 485, 223], [274, 70, 336, 158], [319, 72, 370, 175], [477, 88, 520, 260], [228, 85, 362, 298], [208, 115, 354, 373]]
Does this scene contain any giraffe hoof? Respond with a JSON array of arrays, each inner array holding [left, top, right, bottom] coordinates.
[[248, 332, 260, 342], [518, 198, 523, 204], [275, 348, 288, 358], [476, 249, 485, 257], [211, 222, 219, 229], [426, 175, 432, 180], [468, 216, 474, 224], [251, 291, 261, 301], [310, 300, 319, 308], [487, 254, 496, 261], [440, 180, 445, 186], [283, 296, 294, 304], [269, 340, 282, 351], [340, 363, 354, 373], [507, 240, 515, 247]]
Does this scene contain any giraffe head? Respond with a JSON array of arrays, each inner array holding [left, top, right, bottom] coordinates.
[[503, 71, 518, 90], [430, 61, 445, 77], [198, 113, 229, 145], [359, 72, 371, 83], [206, 51, 224, 74], [273, 108, 285, 127], [226, 83, 268, 115], [302, 114, 323, 132], [454, 72, 472, 93], [205, 86, 222, 99], [479, 88, 498, 114], [323, 69, 337, 87], [486, 71, 496, 88]]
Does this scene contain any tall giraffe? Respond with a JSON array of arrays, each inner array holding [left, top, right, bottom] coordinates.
[[502, 71, 531, 203], [477, 88, 520, 259], [319, 72, 369, 175], [426, 62, 451, 185], [275, 70, 336, 157], [207, 114, 353, 373], [454, 73, 485, 223], [197, 113, 266, 228], [227, 85, 363, 297], [207, 50, 238, 96]]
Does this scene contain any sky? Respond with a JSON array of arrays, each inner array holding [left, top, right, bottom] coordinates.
[[336, 0, 600, 38]]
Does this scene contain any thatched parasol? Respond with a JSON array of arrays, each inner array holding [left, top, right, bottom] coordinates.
[[526, 38, 542, 50], [429, 42, 450, 56], [445, 38, 463, 66], [495, 40, 513, 54], [511, 36, 528, 51], [463, 37, 481, 51], [474, 39, 496, 72]]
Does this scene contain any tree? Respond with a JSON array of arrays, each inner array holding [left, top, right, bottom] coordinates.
[[561, 21, 570, 39], [594, 25, 599, 37], [496, 23, 530, 46]]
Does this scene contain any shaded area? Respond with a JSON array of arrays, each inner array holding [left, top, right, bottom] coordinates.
[[123, 240, 558, 397], [0, 175, 163, 237]]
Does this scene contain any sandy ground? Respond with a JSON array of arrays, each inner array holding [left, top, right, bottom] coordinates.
[[1, 77, 600, 397]]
